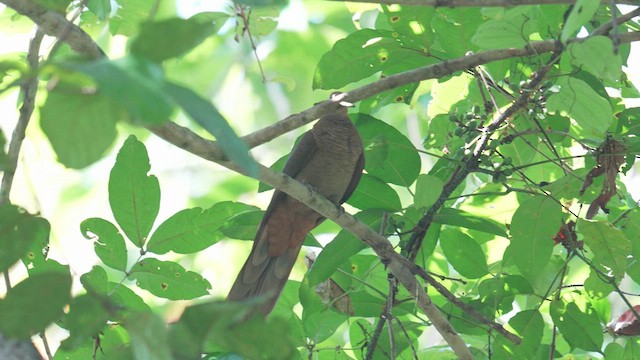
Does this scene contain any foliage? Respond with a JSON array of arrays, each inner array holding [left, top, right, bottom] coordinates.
[[0, 0, 640, 359]]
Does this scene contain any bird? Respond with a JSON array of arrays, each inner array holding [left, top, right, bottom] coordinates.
[[227, 92, 364, 316]]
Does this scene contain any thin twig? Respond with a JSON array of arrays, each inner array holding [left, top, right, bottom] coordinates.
[[1, 29, 44, 292]]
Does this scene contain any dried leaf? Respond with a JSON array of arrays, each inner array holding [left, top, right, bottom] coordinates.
[[581, 137, 625, 219]]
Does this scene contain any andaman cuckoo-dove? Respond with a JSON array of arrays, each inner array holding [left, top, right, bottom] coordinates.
[[227, 93, 364, 315]]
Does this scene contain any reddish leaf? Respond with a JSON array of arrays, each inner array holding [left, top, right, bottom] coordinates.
[[607, 305, 640, 336]]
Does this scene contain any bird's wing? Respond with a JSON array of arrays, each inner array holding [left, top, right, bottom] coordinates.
[[340, 152, 364, 204]]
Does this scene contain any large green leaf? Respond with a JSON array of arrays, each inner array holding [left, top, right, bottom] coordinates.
[[547, 76, 613, 139], [579, 219, 631, 279], [0, 204, 50, 273], [129, 258, 211, 300], [130, 16, 220, 62], [86, 0, 111, 20], [565, 36, 622, 82], [164, 81, 258, 177], [108, 135, 160, 248], [61, 294, 111, 350], [0, 270, 72, 338], [414, 174, 444, 209], [126, 312, 173, 360], [109, 0, 155, 36], [348, 173, 402, 211], [147, 202, 258, 254], [440, 228, 489, 279], [313, 29, 396, 89], [40, 90, 119, 168], [507, 195, 562, 282], [80, 266, 149, 316], [81, 217, 128, 271], [434, 208, 508, 237], [551, 301, 603, 352], [313, 29, 427, 90], [561, 0, 600, 42], [72, 57, 174, 124], [621, 209, 640, 284], [302, 309, 347, 343], [355, 114, 420, 187], [170, 300, 296, 359], [431, 8, 482, 57], [509, 310, 544, 358], [472, 7, 538, 49]]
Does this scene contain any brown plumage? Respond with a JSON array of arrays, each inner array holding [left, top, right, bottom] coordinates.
[[227, 93, 364, 316]]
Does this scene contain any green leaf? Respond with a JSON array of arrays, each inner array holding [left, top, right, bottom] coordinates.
[[247, 7, 279, 36], [148, 202, 258, 254], [382, 5, 434, 47], [307, 210, 384, 286], [314, 29, 428, 90], [81, 218, 128, 271], [109, 0, 155, 36], [173, 301, 297, 359], [578, 219, 631, 279], [605, 342, 624, 360], [129, 258, 211, 300], [126, 312, 172, 360], [131, 16, 218, 62], [86, 0, 111, 20], [355, 114, 420, 186], [80, 266, 150, 316], [621, 210, 640, 284], [302, 310, 347, 343], [440, 228, 488, 279], [561, 0, 600, 42], [61, 294, 110, 350], [220, 210, 263, 240], [509, 310, 543, 358], [551, 301, 603, 352], [108, 135, 160, 248], [40, 90, 119, 169], [414, 174, 444, 209], [313, 29, 394, 89], [348, 173, 402, 211], [472, 8, 533, 49], [72, 57, 174, 124], [507, 195, 562, 282], [584, 269, 614, 298], [0, 270, 72, 338], [164, 81, 258, 178], [566, 36, 622, 82], [434, 208, 508, 237], [0, 204, 50, 273], [58, 324, 133, 359], [547, 77, 613, 138], [424, 114, 458, 150], [431, 8, 482, 57]]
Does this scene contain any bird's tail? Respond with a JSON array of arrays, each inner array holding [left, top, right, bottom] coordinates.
[[227, 207, 315, 316]]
